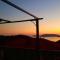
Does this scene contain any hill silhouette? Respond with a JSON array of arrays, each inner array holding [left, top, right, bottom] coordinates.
[[1, 35, 60, 60], [41, 34, 60, 37], [0, 35, 60, 50]]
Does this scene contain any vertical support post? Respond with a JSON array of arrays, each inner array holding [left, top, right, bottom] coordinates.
[[36, 19, 39, 40], [36, 19, 40, 59]]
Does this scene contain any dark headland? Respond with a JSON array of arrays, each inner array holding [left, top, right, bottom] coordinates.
[[0, 35, 60, 60], [0, 35, 60, 50]]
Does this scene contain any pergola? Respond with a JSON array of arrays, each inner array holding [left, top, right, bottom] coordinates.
[[0, 0, 44, 58]]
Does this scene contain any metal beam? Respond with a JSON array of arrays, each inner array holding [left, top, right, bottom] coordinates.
[[0, 18, 43, 24], [1, 0, 38, 18]]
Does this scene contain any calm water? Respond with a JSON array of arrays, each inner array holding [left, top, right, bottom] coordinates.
[[42, 37, 60, 42]]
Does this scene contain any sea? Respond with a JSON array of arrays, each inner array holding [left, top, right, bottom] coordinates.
[[41, 37, 60, 42], [30, 35, 60, 42]]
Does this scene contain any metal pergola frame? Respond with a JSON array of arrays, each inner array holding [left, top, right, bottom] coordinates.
[[0, 0, 44, 58], [0, 0, 43, 40]]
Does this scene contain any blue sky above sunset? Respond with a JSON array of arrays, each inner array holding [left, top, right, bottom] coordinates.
[[0, 0, 60, 35]]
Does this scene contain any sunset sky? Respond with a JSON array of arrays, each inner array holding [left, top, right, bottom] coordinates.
[[0, 0, 60, 35]]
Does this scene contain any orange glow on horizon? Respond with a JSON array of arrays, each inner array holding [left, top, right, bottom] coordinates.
[[1, 19, 60, 35]]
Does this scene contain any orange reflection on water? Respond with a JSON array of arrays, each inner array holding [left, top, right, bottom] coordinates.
[[43, 37, 60, 42]]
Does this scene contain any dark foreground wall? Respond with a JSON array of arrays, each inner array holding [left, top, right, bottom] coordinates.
[[0, 48, 40, 60], [0, 48, 60, 60]]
